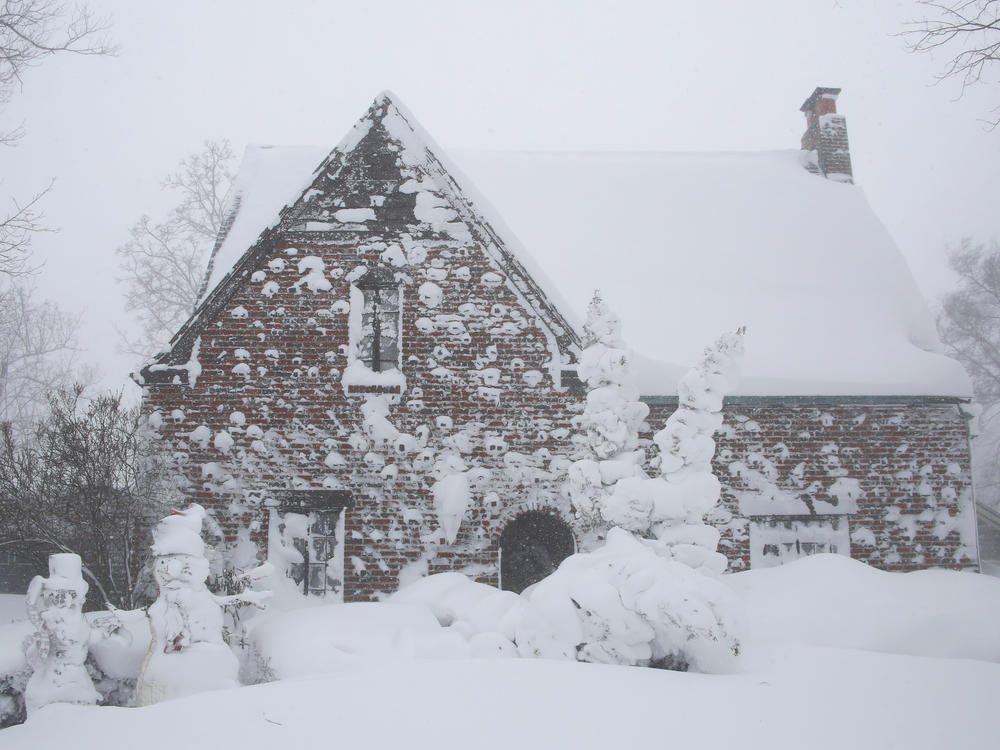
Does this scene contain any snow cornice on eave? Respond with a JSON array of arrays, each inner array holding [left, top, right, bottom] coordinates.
[[640, 395, 973, 407]]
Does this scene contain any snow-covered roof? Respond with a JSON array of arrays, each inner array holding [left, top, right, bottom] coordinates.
[[200, 95, 970, 398]]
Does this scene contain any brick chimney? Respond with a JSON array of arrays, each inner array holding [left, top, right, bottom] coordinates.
[[800, 87, 853, 183]]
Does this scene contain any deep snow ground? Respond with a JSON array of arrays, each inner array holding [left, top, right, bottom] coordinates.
[[3, 555, 999, 748], [5, 646, 998, 750]]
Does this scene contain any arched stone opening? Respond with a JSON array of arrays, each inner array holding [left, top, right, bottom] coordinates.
[[499, 511, 576, 594]]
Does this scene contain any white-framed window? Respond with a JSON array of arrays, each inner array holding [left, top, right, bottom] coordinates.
[[748, 516, 850, 569], [356, 265, 401, 373], [289, 509, 346, 598]]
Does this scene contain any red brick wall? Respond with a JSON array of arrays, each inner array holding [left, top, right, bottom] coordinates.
[[144, 234, 580, 601], [644, 401, 977, 572]]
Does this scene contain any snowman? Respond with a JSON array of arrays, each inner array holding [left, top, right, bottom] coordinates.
[[136, 505, 262, 706], [22, 553, 102, 715]]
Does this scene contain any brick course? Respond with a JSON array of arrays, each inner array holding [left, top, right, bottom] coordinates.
[[645, 400, 976, 573]]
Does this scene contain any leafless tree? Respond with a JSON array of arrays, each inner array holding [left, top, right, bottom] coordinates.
[[938, 238, 1000, 400], [0, 386, 171, 608], [0, 1, 113, 100], [117, 140, 235, 359], [1, 1, 115, 275], [0, 278, 87, 434], [938, 237, 1000, 510], [903, 1, 1000, 125]]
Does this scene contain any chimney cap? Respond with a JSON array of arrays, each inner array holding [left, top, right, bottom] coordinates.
[[800, 87, 842, 113]]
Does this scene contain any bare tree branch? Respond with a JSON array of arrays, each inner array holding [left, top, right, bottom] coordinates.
[[0, 1, 115, 101], [0, 180, 51, 277], [117, 140, 235, 359], [0, 1, 115, 277], [163, 139, 234, 240], [902, 1, 1000, 126]]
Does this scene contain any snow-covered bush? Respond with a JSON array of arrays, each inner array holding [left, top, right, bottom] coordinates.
[[515, 527, 741, 672], [391, 572, 524, 649], [0, 658, 28, 728], [0, 388, 174, 610]]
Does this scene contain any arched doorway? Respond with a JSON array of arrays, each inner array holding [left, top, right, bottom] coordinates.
[[499, 511, 575, 594]]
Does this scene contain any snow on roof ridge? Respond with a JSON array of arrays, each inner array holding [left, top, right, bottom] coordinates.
[[454, 147, 812, 159], [375, 94, 584, 353], [154, 95, 971, 397]]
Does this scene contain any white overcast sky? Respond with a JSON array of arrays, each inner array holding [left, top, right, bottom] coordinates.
[[2, 0, 999, 394]]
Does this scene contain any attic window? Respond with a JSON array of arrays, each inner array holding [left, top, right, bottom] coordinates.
[[356, 265, 401, 372]]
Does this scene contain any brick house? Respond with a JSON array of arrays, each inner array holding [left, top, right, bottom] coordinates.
[[138, 88, 979, 601]]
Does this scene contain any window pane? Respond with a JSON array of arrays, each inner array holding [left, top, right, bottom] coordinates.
[[308, 563, 327, 592], [359, 287, 400, 371], [312, 537, 331, 561], [312, 509, 341, 536], [378, 312, 399, 344], [358, 313, 375, 367], [381, 287, 399, 311], [379, 313, 399, 368]]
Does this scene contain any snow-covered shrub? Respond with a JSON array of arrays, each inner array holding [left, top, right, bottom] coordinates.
[[391, 572, 524, 650], [515, 528, 740, 672], [0, 659, 28, 728]]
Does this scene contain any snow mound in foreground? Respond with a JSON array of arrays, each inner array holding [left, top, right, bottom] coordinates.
[[244, 551, 1000, 685], [729, 553, 1000, 662], [516, 528, 740, 672], [243, 601, 506, 681]]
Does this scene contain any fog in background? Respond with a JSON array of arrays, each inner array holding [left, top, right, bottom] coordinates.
[[3, 0, 997, 394]]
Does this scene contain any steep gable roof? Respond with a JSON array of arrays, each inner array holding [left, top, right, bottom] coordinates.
[[141, 93, 970, 398], [140, 93, 580, 385]]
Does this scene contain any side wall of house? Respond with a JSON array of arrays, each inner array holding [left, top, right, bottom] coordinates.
[[142, 232, 581, 601], [644, 400, 978, 572]]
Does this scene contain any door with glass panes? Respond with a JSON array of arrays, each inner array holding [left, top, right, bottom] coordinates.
[[275, 491, 351, 600]]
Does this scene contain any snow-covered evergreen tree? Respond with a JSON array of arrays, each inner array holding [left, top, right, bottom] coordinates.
[[565, 292, 649, 525], [602, 328, 745, 574], [523, 329, 745, 672]]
